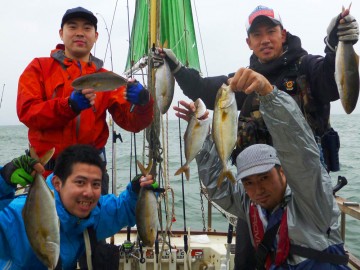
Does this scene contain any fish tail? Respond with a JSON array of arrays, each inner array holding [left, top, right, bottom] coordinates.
[[216, 171, 226, 188], [136, 160, 153, 175], [216, 170, 236, 188], [174, 165, 190, 181]]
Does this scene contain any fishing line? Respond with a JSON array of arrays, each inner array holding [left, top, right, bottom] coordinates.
[[182, 0, 189, 67], [0, 84, 5, 109], [177, 101, 190, 257], [126, 0, 134, 78], [192, 0, 209, 76], [177, 101, 187, 231], [96, 13, 114, 70]]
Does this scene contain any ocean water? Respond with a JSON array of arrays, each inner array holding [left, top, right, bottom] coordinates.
[[0, 115, 359, 258]]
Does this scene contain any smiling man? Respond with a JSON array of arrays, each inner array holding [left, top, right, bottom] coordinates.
[[0, 144, 154, 269], [17, 7, 154, 194], [179, 68, 351, 269], [165, 5, 358, 173]]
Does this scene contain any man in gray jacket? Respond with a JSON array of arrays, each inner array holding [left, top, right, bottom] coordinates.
[[175, 68, 349, 269]]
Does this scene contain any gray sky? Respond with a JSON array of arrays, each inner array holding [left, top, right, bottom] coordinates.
[[1, 0, 359, 125]]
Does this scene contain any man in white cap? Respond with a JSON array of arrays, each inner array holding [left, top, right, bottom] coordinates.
[[165, 4, 358, 172], [174, 67, 350, 268]]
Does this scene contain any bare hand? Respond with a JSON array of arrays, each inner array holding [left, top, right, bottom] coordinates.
[[230, 68, 273, 96], [173, 100, 210, 122], [81, 88, 96, 106], [139, 174, 154, 187]]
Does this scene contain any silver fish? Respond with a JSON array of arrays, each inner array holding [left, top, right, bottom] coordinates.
[[71, 71, 128, 91], [335, 40, 360, 114], [212, 84, 238, 187], [22, 173, 60, 269], [135, 160, 158, 247], [175, 98, 211, 180], [155, 61, 175, 114]]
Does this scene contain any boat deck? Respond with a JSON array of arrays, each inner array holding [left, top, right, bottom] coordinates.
[[106, 196, 360, 269], [111, 230, 234, 269]]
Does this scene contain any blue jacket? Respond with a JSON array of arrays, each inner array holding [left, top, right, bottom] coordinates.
[[0, 174, 138, 269]]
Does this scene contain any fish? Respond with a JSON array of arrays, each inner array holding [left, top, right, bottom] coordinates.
[[135, 160, 159, 247], [212, 84, 238, 187], [335, 5, 360, 114], [23, 147, 60, 269], [71, 71, 128, 92], [335, 40, 360, 114], [175, 98, 211, 180], [155, 61, 175, 114]]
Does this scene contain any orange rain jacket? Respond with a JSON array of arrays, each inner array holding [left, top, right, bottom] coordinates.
[[17, 44, 154, 160]]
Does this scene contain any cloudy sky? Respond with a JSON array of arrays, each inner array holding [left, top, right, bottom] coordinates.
[[0, 0, 359, 125]]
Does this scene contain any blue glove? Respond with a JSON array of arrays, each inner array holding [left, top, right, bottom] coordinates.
[[0, 155, 39, 187], [126, 82, 150, 106], [68, 90, 91, 113]]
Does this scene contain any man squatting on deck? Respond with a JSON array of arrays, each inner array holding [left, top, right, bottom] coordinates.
[[176, 72, 351, 269]]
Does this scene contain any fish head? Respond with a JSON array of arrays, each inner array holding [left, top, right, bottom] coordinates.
[[216, 84, 235, 109], [194, 98, 207, 119]]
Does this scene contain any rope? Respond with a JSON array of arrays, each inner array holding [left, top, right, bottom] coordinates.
[[83, 229, 93, 270]]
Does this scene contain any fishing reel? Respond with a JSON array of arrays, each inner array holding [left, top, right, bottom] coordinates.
[[120, 240, 146, 264]]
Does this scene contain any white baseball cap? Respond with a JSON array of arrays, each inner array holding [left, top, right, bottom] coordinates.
[[236, 144, 281, 180]]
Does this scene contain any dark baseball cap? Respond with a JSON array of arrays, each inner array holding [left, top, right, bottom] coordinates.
[[61, 7, 98, 30], [246, 5, 282, 34]]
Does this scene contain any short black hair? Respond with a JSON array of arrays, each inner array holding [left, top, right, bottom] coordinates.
[[53, 144, 105, 183]]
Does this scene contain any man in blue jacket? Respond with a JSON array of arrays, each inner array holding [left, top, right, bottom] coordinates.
[[0, 144, 154, 269]]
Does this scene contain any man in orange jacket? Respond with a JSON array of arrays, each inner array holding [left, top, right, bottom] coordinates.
[[17, 7, 154, 194]]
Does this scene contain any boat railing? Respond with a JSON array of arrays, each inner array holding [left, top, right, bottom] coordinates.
[[336, 196, 360, 269]]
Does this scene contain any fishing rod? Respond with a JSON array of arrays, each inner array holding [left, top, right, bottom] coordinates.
[[96, 12, 114, 69], [177, 101, 189, 255], [0, 84, 5, 109]]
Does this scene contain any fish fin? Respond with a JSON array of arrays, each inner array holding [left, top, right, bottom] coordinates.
[[174, 165, 190, 181], [216, 170, 236, 188], [39, 148, 55, 166], [216, 171, 226, 188], [136, 160, 153, 176], [29, 146, 55, 166], [45, 241, 60, 269], [29, 145, 40, 161], [227, 171, 236, 184]]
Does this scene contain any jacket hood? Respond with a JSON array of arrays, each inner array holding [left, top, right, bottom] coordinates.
[[50, 44, 104, 71], [46, 174, 100, 233], [249, 32, 308, 76]]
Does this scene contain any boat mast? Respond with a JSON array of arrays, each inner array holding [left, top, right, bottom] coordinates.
[[147, 0, 162, 176]]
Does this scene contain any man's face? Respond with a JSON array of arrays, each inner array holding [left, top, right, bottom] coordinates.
[[52, 163, 102, 219], [59, 18, 98, 62], [242, 166, 286, 210], [246, 22, 286, 63]]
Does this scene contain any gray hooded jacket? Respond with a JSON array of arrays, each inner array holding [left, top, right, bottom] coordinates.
[[196, 88, 344, 266]]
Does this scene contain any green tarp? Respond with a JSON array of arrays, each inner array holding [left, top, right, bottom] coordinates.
[[125, 0, 200, 72]]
